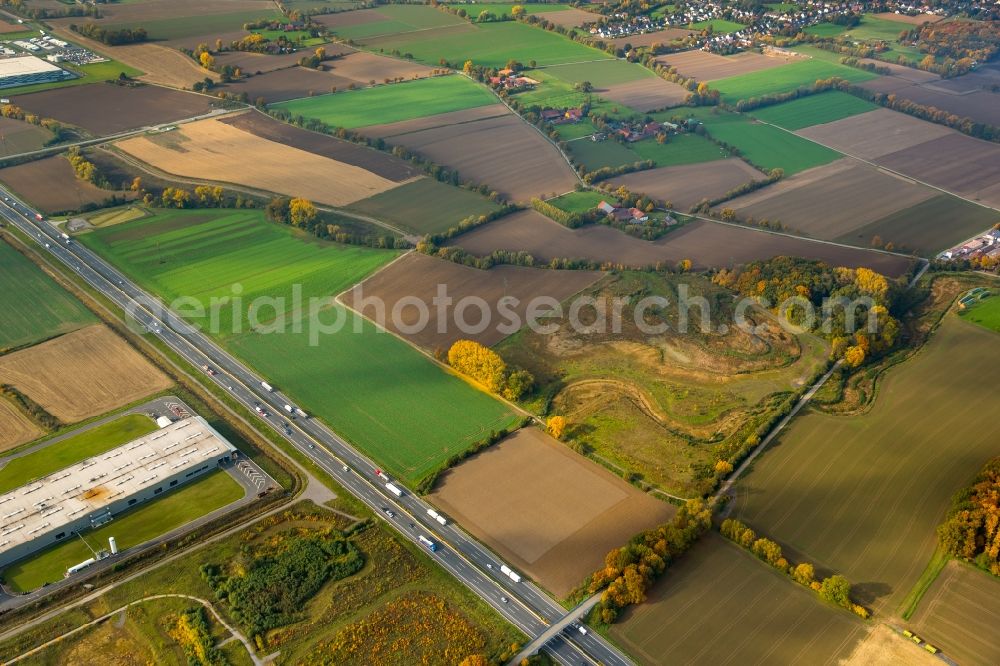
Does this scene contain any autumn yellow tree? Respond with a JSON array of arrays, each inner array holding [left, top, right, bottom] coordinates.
[[547, 415, 567, 439], [288, 197, 318, 227], [714, 460, 733, 475], [463, 59, 474, 75], [448, 339, 507, 391], [199, 51, 215, 69], [130, 176, 142, 191], [844, 345, 866, 367], [511, 4, 526, 17]]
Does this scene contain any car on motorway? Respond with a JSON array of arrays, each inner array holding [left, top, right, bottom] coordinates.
[[381, 507, 395, 518], [500, 596, 508, 603]]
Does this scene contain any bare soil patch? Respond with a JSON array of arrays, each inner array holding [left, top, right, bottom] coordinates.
[[313, 8, 388, 29], [0, 116, 52, 157], [0, 398, 42, 454], [56, 0, 273, 24], [0, 155, 134, 215], [361, 103, 509, 138], [330, 50, 437, 84], [908, 562, 1000, 666], [839, 625, 940, 666], [611, 158, 765, 211], [14, 83, 215, 136], [453, 209, 914, 276], [0, 19, 24, 33], [342, 252, 601, 350], [876, 132, 1000, 208], [0, 325, 171, 423], [369, 111, 578, 202], [656, 49, 796, 81], [859, 77, 1000, 127], [220, 111, 419, 181], [601, 77, 690, 111], [115, 118, 405, 206], [609, 28, 694, 48], [224, 66, 355, 103], [721, 159, 938, 240], [430, 428, 674, 597], [858, 61, 939, 84], [214, 50, 309, 75], [871, 11, 942, 25], [795, 108, 952, 160], [535, 8, 602, 28]]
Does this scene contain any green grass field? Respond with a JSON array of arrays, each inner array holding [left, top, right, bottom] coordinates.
[[748, 91, 877, 130], [81, 209, 518, 485], [332, 4, 467, 40], [273, 75, 496, 128], [104, 9, 281, 41], [0, 241, 97, 352], [2, 469, 244, 592], [346, 178, 502, 235], [554, 119, 599, 140], [835, 194, 1000, 256], [548, 190, 606, 213], [959, 293, 1000, 333], [540, 59, 653, 87], [0, 414, 157, 494], [446, 3, 572, 15], [688, 18, 746, 33], [710, 58, 878, 104], [732, 315, 1000, 614], [364, 20, 612, 68], [567, 138, 641, 170], [805, 14, 914, 41], [677, 107, 840, 175], [630, 132, 730, 167]]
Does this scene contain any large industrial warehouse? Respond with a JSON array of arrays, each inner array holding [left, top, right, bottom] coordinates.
[[0, 55, 72, 89], [0, 417, 237, 569]]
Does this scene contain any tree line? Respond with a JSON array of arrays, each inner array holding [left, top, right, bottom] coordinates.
[[720, 518, 870, 618], [264, 196, 406, 249], [71, 22, 147, 45], [938, 456, 1000, 577]]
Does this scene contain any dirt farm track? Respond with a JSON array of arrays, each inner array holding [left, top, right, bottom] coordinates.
[[0, 325, 171, 423], [430, 428, 674, 598]]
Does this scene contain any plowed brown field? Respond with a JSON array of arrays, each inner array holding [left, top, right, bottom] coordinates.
[[0, 325, 171, 423], [365, 111, 578, 202], [611, 159, 765, 211], [795, 108, 951, 160], [453, 209, 914, 276], [430, 428, 675, 597], [116, 118, 406, 206], [0, 156, 134, 215], [656, 49, 796, 81], [602, 77, 690, 111], [342, 252, 601, 350]]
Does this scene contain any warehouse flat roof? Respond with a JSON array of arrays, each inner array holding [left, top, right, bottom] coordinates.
[[0, 416, 236, 561], [0, 55, 64, 77]]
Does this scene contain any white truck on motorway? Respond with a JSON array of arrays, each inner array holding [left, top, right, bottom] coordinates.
[[385, 482, 403, 497], [295, 408, 307, 418], [500, 564, 522, 583], [427, 509, 448, 526], [283, 404, 294, 414], [260, 381, 273, 392]]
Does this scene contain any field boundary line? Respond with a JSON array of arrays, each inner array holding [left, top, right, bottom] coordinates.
[[102, 144, 419, 243], [5, 593, 266, 666]]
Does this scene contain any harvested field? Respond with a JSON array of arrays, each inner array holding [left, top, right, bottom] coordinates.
[[453, 209, 914, 276], [908, 562, 1000, 666], [361, 103, 509, 138], [313, 8, 387, 30], [872, 11, 942, 24], [223, 66, 355, 103], [214, 49, 306, 74], [601, 77, 690, 111], [0, 155, 133, 215], [219, 111, 419, 181], [612, 533, 865, 665], [837, 194, 1000, 256], [345, 177, 502, 236], [858, 61, 940, 84], [0, 399, 42, 454], [721, 159, 938, 241], [536, 8, 601, 27], [14, 83, 215, 136], [732, 316, 1000, 613], [115, 118, 405, 206], [430, 428, 675, 597], [329, 49, 438, 83], [609, 28, 694, 48], [656, 49, 797, 81], [841, 625, 940, 666], [0, 19, 23, 33], [876, 133, 1000, 208], [795, 108, 952, 160], [0, 325, 172, 423], [50, 0, 274, 24], [859, 78, 1000, 128], [370, 111, 578, 202], [342, 252, 602, 350], [611, 159, 765, 211], [0, 116, 52, 157]]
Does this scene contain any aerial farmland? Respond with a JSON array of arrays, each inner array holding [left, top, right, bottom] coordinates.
[[0, 0, 998, 663]]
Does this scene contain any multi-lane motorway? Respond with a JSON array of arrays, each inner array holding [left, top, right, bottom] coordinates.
[[0, 189, 633, 666]]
